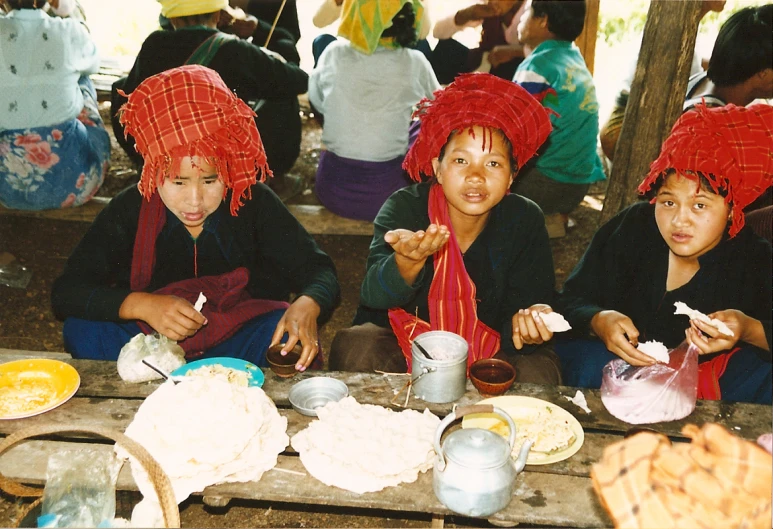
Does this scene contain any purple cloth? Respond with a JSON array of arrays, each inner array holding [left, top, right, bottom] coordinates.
[[315, 150, 412, 221]]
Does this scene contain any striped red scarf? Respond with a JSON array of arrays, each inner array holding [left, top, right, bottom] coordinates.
[[388, 184, 500, 372]]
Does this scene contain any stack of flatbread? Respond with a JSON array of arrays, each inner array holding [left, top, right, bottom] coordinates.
[[117, 378, 288, 527], [291, 396, 440, 493]]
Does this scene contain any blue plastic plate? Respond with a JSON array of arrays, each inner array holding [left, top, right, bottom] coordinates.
[[171, 357, 265, 387]]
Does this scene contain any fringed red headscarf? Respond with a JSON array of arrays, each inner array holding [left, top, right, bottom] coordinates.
[[639, 103, 773, 238], [403, 72, 554, 180], [390, 73, 554, 372], [118, 64, 272, 216]]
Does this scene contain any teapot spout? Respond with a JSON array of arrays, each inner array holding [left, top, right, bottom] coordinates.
[[513, 439, 534, 473]]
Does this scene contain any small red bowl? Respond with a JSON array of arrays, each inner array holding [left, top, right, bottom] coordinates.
[[470, 358, 516, 396], [266, 343, 302, 378]]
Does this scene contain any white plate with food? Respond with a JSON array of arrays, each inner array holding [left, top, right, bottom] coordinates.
[[462, 395, 584, 465]]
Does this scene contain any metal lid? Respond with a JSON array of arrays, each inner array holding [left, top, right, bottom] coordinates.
[[442, 428, 510, 469]]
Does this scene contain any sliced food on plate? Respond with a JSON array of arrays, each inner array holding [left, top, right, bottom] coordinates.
[[462, 396, 584, 465]]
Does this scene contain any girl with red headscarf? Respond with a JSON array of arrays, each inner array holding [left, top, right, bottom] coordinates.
[[52, 65, 340, 371], [330, 73, 563, 385], [556, 103, 772, 404]]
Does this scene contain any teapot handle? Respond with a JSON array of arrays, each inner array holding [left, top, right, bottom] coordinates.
[[434, 404, 517, 471]]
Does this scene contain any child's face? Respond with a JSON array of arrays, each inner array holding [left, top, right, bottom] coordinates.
[[432, 126, 514, 225], [157, 155, 225, 237], [517, 0, 549, 49], [654, 172, 730, 262]]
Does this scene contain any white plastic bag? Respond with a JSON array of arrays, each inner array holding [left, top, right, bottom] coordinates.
[[117, 333, 186, 383], [600, 340, 699, 424]]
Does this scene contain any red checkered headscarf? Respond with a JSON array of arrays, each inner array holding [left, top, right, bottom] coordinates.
[[403, 72, 553, 180], [119, 65, 271, 216], [639, 103, 773, 238]]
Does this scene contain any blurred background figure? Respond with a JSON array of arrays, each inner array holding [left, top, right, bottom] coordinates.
[[111, 0, 307, 179], [430, 0, 525, 84], [0, 0, 110, 210], [309, 0, 439, 221], [511, 0, 605, 239], [598, 0, 727, 162]]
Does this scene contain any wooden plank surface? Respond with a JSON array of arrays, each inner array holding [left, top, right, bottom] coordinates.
[[0, 440, 611, 528], [0, 393, 614, 479], [1, 353, 769, 441]]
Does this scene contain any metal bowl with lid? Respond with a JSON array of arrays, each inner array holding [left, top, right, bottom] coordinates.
[[288, 377, 349, 417]]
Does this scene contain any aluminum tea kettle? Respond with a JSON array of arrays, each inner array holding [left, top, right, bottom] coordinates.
[[433, 404, 533, 517]]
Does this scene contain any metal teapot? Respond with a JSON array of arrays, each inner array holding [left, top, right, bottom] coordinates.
[[433, 404, 533, 518]]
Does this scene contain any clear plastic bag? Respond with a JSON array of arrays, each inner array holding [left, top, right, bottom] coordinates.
[[0, 252, 32, 289], [38, 449, 121, 528], [117, 333, 186, 383], [600, 340, 699, 424]]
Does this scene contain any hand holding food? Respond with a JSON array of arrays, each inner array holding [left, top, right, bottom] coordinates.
[[686, 309, 751, 355], [512, 304, 554, 350], [120, 292, 207, 342], [591, 310, 655, 366], [674, 301, 735, 337]]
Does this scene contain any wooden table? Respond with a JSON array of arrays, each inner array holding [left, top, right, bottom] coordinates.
[[0, 350, 770, 528]]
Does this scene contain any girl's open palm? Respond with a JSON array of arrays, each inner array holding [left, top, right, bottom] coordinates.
[[385, 224, 450, 263]]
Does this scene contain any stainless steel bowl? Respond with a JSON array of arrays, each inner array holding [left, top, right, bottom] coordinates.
[[288, 377, 349, 417]]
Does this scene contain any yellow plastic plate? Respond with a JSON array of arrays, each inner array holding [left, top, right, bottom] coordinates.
[[0, 359, 80, 420], [462, 395, 584, 465]]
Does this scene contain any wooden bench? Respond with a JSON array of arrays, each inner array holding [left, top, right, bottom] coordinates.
[[0, 200, 374, 237], [0, 350, 770, 527]]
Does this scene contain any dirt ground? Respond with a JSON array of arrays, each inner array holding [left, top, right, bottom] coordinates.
[[0, 98, 604, 528]]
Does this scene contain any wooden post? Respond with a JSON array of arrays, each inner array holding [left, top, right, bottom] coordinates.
[[599, 0, 703, 225], [575, 0, 600, 74]]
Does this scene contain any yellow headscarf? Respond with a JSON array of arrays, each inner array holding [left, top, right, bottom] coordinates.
[[338, 0, 424, 55], [157, 0, 228, 18]]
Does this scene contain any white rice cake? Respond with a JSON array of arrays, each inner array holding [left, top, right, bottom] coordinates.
[[674, 301, 734, 337], [637, 340, 669, 363], [540, 312, 572, 332]]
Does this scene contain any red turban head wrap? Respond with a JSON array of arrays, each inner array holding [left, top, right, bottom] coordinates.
[[118, 65, 272, 216], [639, 103, 773, 238], [403, 73, 553, 181]]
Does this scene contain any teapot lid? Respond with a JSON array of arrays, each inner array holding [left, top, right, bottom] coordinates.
[[443, 428, 511, 469]]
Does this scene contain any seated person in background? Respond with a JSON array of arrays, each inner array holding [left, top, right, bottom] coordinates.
[[330, 73, 562, 386], [431, 0, 525, 84], [311, 0, 432, 65], [511, 0, 605, 239], [555, 104, 772, 404], [159, 1, 301, 64], [0, 0, 110, 210], [309, 0, 440, 221], [600, 2, 772, 162], [112, 0, 307, 178], [231, 0, 300, 43], [52, 66, 340, 372]]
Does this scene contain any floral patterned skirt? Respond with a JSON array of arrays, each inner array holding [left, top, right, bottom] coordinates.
[[0, 76, 111, 210]]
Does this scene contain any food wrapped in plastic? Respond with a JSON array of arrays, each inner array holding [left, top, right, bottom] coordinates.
[[117, 333, 186, 383], [600, 340, 698, 424]]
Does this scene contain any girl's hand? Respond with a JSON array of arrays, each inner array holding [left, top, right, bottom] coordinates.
[[591, 310, 654, 366], [385, 224, 450, 263], [512, 304, 554, 350], [686, 309, 748, 354], [270, 296, 321, 372], [125, 293, 207, 342], [385, 224, 450, 286]]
